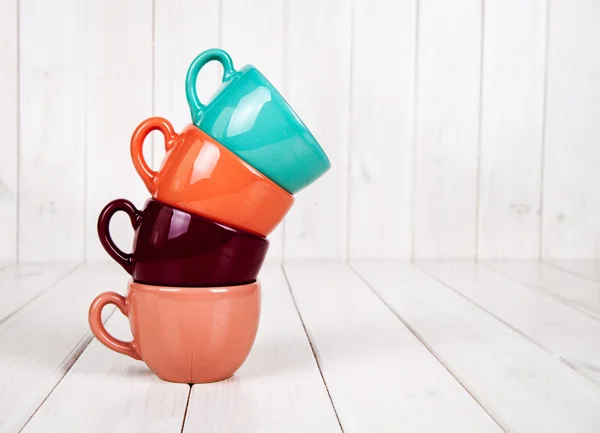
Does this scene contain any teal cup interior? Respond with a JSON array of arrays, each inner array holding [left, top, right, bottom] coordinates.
[[185, 48, 331, 194]]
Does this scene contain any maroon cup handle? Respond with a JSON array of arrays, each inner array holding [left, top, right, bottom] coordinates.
[[97, 199, 141, 275]]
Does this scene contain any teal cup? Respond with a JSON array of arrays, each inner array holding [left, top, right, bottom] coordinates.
[[185, 48, 331, 194]]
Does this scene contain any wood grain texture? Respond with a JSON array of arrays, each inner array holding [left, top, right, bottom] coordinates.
[[354, 260, 600, 432], [0, 262, 77, 322], [19, 0, 86, 261], [413, 0, 482, 259], [0, 0, 18, 262], [546, 259, 600, 282], [543, 0, 600, 259], [283, 0, 351, 260], [477, 0, 546, 259], [183, 265, 341, 433], [348, 0, 415, 259], [21, 312, 189, 433], [220, 0, 285, 262], [284, 263, 502, 433], [0, 263, 127, 433], [485, 260, 600, 320], [419, 261, 600, 385], [85, 0, 153, 261]]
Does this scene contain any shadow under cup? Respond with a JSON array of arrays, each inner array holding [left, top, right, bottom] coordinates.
[[97, 198, 269, 287]]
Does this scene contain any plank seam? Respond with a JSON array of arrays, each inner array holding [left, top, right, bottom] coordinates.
[[349, 263, 508, 432], [538, 0, 550, 259], [417, 263, 600, 387], [0, 263, 82, 326], [281, 264, 345, 433], [179, 385, 193, 433], [16, 0, 21, 263], [345, 4, 355, 263], [409, 0, 420, 262], [481, 261, 600, 322], [474, 0, 485, 259], [542, 260, 600, 284]]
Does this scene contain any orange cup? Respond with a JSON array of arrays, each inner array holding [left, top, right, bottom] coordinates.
[[130, 117, 294, 237], [88, 280, 261, 384]]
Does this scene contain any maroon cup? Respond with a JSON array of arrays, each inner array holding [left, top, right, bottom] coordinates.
[[97, 198, 269, 287]]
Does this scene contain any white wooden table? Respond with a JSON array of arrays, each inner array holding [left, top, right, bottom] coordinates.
[[1, 260, 600, 433]]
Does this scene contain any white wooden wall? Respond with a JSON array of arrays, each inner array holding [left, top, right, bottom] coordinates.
[[1, 0, 599, 263]]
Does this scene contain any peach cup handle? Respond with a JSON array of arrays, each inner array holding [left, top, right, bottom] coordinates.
[[88, 291, 141, 360], [130, 117, 177, 195]]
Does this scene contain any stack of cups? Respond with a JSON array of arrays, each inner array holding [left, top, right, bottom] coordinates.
[[87, 49, 330, 384]]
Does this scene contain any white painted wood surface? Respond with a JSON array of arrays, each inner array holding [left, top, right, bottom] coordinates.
[[542, 0, 600, 259], [284, 263, 502, 433], [348, 0, 415, 259], [413, 0, 482, 259], [419, 261, 600, 384], [0, 262, 77, 322], [18, 0, 86, 261], [0, 0, 17, 262], [486, 260, 600, 320], [283, 0, 351, 260], [477, 0, 546, 259], [183, 265, 341, 433], [4, 261, 600, 431], [21, 312, 189, 433], [0, 264, 126, 433], [547, 259, 600, 282], [354, 260, 600, 432], [2, 1, 600, 261]]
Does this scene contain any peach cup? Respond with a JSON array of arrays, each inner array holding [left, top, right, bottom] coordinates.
[[88, 280, 261, 384]]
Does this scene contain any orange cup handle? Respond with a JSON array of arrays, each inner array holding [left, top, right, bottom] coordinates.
[[88, 291, 141, 360], [130, 117, 177, 195]]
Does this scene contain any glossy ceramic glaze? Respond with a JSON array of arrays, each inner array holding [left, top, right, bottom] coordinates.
[[88, 280, 261, 384], [97, 198, 269, 287], [185, 48, 331, 194], [130, 117, 294, 237]]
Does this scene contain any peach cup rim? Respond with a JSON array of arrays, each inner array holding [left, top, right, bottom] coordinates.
[[129, 279, 261, 294]]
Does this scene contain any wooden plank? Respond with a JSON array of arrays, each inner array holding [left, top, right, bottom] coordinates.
[[477, 0, 546, 259], [220, 0, 285, 262], [348, 0, 415, 259], [19, 0, 86, 261], [485, 260, 600, 320], [419, 261, 600, 385], [0, 264, 128, 433], [0, 262, 77, 322], [153, 0, 219, 148], [354, 260, 600, 432], [0, 0, 18, 262], [413, 0, 481, 259], [21, 306, 189, 433], [283, 0, 351, 260], [84, 1, 153, 261], [546, 259, 600, 283], [542, 0, 600, 259], [284, 263, 502, 433], [183, 265, 341, 433]]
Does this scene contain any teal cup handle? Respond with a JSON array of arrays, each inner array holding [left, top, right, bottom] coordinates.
[[185, 48, 236, 124]]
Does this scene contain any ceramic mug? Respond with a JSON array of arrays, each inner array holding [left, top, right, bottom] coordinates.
[[89, 280, 261, 384], [185, 48, 331, 194], [97, 198, 269, 287], [130, 117, 294, 237]]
